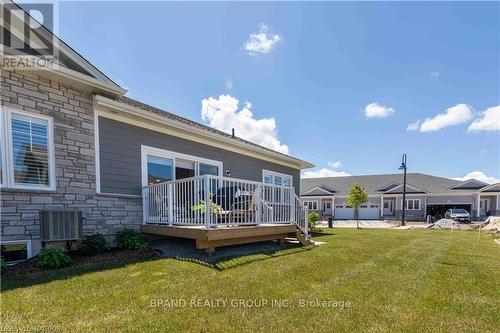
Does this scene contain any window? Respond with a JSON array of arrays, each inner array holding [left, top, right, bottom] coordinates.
[[147, 155, 173, 185], [262, 170, 293, 187], [303, 201, 318, 210], [383, 202, 389, 209], [262, 170, 293, 203], [0, 108, 54, 190], [0, 240, 32, 263], [141, 145, 222, 187], [403, 199, 420, 210], [325, 202, 331, 209]]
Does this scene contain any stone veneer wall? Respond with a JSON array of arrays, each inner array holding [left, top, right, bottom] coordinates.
[[0, 69, 142, 253]]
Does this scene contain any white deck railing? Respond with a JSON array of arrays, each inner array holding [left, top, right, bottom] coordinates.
[[142, 175, 308, 233]]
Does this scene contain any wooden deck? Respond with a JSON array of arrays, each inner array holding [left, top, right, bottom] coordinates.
[[141, 223, 299, 254]]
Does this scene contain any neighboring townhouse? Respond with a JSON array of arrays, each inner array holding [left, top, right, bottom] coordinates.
[[301, 173, 500, 221], [0, 2, 313, 261]]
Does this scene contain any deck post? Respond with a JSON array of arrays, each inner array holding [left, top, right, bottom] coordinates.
[[256, 184, 262, 226], [168, 183, 173, 225], [476, 194, 481, 219], [204, 176, 210, 229], [142, 187, 147, 224]]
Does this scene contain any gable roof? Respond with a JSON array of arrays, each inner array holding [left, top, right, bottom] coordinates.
[[478, 182, 500, 193], [301, 173, 490, 196], [2, 1, 125, 96], [375, 181, 401, 192], [302, 185, 337, 196], [382, 183, 428, 194], [448, 179, 489, 190]]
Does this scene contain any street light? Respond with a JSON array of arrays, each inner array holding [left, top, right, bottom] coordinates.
[[399, 153, 407, 226]]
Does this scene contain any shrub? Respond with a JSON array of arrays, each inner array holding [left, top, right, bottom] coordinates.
[[38, 248, 72, 269], [116, 228, 149, 252], [308, 211, 320, 232], [79, 233, 109, 256]]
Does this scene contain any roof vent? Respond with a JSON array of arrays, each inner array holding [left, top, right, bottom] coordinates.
[[232, 128, 235, 138]]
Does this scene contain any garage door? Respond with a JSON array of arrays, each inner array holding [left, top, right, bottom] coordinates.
[[335, 207, 354, 219], [335, 205, 380, 219], [359, 206, 379, 219]]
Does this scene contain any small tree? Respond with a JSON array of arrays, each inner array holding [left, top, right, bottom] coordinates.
[[347, 183, 368, 229], [308, 211, 320, 232]]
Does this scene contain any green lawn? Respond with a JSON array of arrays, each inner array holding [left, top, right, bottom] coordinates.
[[1, 229, 499, 332]]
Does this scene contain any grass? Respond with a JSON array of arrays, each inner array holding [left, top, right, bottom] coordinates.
[[1, 229, 499, 332]]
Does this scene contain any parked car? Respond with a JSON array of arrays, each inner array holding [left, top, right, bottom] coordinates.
[[444, 209, 471, 223]]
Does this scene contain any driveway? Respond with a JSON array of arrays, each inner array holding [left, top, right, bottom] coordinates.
[[318, 220, 395, 229]]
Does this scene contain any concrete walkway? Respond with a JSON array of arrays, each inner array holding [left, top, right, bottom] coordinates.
[[318, 220, 396, 229]]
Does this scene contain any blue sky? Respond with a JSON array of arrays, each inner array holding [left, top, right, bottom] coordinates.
[[57, 1, 500, 182]]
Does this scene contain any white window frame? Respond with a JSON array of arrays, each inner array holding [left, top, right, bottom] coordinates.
[[402, 199, 421, 210], [0, 239, 33, 263], [303, 200, 318, 210], [140, 145, 222, 187], [0, 107, 55, 191], [262, 169, 293, 187]]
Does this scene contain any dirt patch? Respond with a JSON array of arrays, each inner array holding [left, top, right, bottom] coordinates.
[[3, 248, 161, 276]]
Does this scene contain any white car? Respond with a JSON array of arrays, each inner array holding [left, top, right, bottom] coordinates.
[[444, 209, 471, 223]]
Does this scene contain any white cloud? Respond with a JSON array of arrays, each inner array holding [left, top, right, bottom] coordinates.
[[430, 72, 439, 81], [243, 24, 281, 55], [225, 79, 234, 90], [468, 105, 500, 133], [201, 94, 289, 154], [328, 161, 342, 169], [302, 169, 351, 179], [302, 161, 350, 178], [452, 171, 500, 184], [406, 120, 421, 131], [364, 102, 395, 119], [420, 103, 473, 132]]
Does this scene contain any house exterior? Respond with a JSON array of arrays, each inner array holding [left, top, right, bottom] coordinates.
[[0, 2, 313, 261], [301, 173, 500, 221]]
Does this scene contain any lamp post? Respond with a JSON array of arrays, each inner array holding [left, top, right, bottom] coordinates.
[[399, 153, 407, 226]]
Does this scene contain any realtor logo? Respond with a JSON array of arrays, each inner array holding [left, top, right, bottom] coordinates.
[[1, 0, 58, 69]]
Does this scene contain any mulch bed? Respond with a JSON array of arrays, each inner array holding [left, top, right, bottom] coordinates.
[[2, 248, 162, 276]]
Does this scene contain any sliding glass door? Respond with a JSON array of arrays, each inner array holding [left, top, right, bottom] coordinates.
[[141, 145, 222, 187]]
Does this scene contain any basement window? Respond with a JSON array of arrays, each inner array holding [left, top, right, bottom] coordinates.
[[0, 240, 32, 263]]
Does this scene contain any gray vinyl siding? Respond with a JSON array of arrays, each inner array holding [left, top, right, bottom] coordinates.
[[98, 117, 301, 195], [394, 195, 426, 220]]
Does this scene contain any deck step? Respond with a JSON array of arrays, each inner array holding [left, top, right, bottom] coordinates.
[[295, 228, 313, 246]]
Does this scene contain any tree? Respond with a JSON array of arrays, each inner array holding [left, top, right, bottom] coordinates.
[[347, 183, 368, 229], [308, 211, 320, 233]]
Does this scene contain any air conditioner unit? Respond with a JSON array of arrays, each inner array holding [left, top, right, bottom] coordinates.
[[40, 210, 83, 242]]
